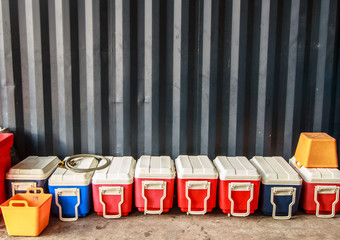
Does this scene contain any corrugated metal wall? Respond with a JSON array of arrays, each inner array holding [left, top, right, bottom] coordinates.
[[1, 0, 340, 162]]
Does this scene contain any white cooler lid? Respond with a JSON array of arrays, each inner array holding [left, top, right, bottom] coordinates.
[[289, 157, 340, 183], [48, 157, 98, 186], [250, 156, 302, 185], [92, 156, 136, 184], [213, 156, 261, 181], [135, 155, 175, 179], [175, 155, 218, 179], [6, 156, 60, 180]]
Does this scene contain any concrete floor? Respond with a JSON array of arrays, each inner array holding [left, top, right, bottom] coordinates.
[[0, 206, 339, 240]]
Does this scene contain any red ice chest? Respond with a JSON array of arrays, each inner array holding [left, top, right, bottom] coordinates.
[[92, 156, 136, 218], [0, 133, 14, 212], [289, 157, 340, 218], [175, 155, 218, 215], [213, 156, 261, 217], [135, 156, 176, 214]]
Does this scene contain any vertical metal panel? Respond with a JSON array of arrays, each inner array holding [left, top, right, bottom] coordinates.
[[1, 0, 340, 162], [0, 0, 15, 129], [200, 0, 211, 155], [283, 0, 300, 159], [172, 0, 181, 158]]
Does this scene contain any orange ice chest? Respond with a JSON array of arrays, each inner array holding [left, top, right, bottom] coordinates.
[[0, 187, 52, 236], [294, 133, 338, 168]]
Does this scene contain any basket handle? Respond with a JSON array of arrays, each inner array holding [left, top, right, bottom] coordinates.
[[9, 200, 28, 207], [26, 187, 45, 194]]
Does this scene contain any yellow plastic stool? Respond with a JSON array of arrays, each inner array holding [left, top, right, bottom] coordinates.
[[294, 132, 338, 168]]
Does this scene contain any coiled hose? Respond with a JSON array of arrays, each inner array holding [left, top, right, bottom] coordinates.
[[60, 154, 110, 173]]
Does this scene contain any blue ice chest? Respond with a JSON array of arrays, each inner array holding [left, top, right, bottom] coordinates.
[[6, 156, 60, 197], [48, 157, 98, 221], [250, 156, 302, 220]]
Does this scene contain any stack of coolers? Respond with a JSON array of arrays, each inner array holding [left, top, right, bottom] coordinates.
[[48, 156, 98, 221], [250, 156, 302, 219], [175, 155, 218, 215], [213, 156, 261, 217], [135, 156, 176, 214], [6, 156, 60, 197], [92, 156, 136, 218], [289, 133, 340, 218]]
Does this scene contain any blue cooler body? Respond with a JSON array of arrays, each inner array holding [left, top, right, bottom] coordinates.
[[250, 156, 302, 219], [48, 157, 98, 221], [6, 156, 60, 197]]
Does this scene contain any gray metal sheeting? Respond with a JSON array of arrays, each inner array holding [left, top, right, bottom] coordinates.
[[0, 0, 340, 162]]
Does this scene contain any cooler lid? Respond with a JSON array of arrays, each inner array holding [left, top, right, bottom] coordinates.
[[135, 155, 175, 179], [175, 155, 218, 179], [92, 156, 136, 184], [289, 157, 340, 183], [0, 133, 13, 148], [213, 156, 261, 180], [6, 156, 60, 180], [48, 157, 98, 186], [250, 156, 302, 185]]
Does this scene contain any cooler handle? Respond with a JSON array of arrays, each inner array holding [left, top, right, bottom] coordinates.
[[55, 188, 80, 222], [99, 186, 124, 219], [270, 187, 296, 220], [314, 185, 339, 218], [228, 182, 254, 217], [9, 200, 28, 207], [185, 181, 211, 215], [26, 187, 44, 194], [11, 182, 37, 197], [142, 181, 167, 215]]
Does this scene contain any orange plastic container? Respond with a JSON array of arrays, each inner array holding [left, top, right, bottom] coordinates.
[[294, 133, 338, 168], [0, 187, 52, 236]]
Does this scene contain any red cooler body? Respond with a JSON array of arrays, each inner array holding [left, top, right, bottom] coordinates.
[[92, 156, 136, 218], [0, 133, 14, 212], [213, 156, 261, 217], [135, 156, 175, 214], [175, 155, 218, 215], [290, 157, 340, 218]]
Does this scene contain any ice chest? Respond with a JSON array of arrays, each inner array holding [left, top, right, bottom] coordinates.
[[175, 155, 218, 215], [294, 132, 338, 168], [213, 156, 261, 217], [92, 156, 136, 218], [0, 187, 52, 236], [135, 155, 175, 214], [289, 157, 340, 218], [250, 156, 302, 219], [6, 156, 60, 197], [0, 133, 13, 210], [48, 157, 98, 221]]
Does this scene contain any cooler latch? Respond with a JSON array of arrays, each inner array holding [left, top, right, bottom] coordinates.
[[142, 181, 167, 215], [314, 185, 339, 218], [55, 188, 80, 222], [11, 182, 37, 197], [228, 182, 254, 217], [270, 187, 296, 220], [185, 181, 211, 215], [99, 186, 124, 218]]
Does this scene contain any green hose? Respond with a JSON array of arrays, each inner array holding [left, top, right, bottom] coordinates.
[[62, 154, 111, 173]]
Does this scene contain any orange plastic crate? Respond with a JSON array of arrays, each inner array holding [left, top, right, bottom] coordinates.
[[0, 187, 52, 236], [294, 132, 338, 168]]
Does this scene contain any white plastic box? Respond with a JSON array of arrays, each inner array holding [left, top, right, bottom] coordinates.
[[48, 157, 98, 221], [135, 156, 176, 214], [213, 156, 261, 217], [6, 156, 60, 197], [250, 156, 302, 219], [92, 156, 136, 218], [175, 155, 218, 215]]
